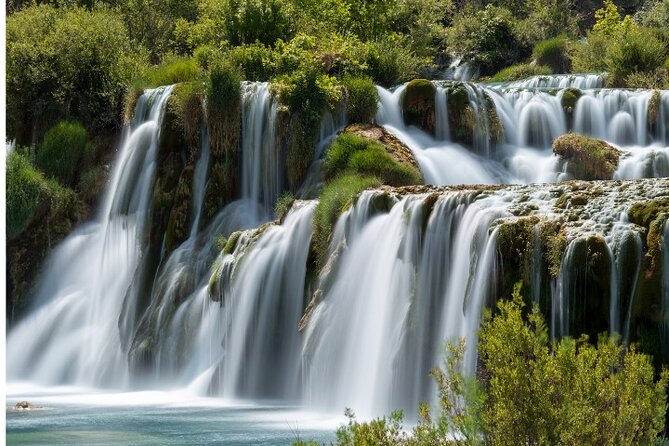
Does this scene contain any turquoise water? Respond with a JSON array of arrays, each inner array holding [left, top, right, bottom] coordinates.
[[6, 388, 340, 445]]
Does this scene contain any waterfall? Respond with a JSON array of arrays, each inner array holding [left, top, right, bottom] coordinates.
[[189, 100, 210, 238], [241, 81, 280, 217], [376, 80, 669, 187], [7, 86, 174, 387]]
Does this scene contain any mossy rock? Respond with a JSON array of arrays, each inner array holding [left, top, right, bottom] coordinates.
[[552, 134, 621, 181], [648, 90, 661, 135], [401, 79, 436, 134], [629, 197, 669, 278], [560, 88, 582, 127]]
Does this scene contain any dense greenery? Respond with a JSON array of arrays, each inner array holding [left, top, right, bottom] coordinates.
[[36, 121, 92, 186], [491, 64, 551, 82], [298, 285, 669, 445]]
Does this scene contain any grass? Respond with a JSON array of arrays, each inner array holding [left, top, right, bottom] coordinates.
[[491, 63, 552, 82]]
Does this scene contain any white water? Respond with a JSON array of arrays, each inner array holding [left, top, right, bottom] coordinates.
[[7, 86, 174, 387], [7, 74, 669, 432], [376, 81, 669, 187]]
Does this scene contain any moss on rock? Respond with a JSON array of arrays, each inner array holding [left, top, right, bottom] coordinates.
[[401, 79, 436, 134], [560, 88, 582, 126], [629, 197, 669, 278], [552, 133, 621, 180]]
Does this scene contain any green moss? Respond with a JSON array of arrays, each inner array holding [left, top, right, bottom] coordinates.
[[325, 132, 421, 186], [224, 231, 243, 255], [275, 192, 295, 221], [629, 198, 669, 277], [490, 64, 552, 82], [169, 82, 206, 152], [540, 221, 568, 278], [343, 76, 379, 124], [495, 216, 541, 302], [401, 79, 436, 134], [123, 87, 144, 125], [312, 174, 381, 268], [552, 133, 620, 181], [561, 88, 582, 112]]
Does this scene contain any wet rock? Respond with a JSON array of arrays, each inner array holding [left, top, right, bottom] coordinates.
[[553, 134, 621, 181], [401, 79, 436, 134]]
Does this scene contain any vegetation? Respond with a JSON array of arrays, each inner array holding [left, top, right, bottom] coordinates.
[[299, 284, 669, 445], [343, 76, 379, 124], [552, 133, 621, 181], [491, 63, 552, 82], [36, 121, 92, 187], [533, 35, 571, 73], [312, 174, 381, 267]]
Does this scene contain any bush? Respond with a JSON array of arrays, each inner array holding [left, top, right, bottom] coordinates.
[[569, 31, 609, 73], [223, 0, 296, 46], [638, 0, 669, 29], [143, 55, 202, 87], [491, 64, 552, 82], [606, 26, 666, 86], [446, 5, 528, 76], [6, 5, 139, 142], [36, 121, 91, 186], [301, 284, 669, 445], [533, 35, 571, 73], [228, 43, 279, 81], [365, 38, 424, 88], [312, 174, 381, 267], [325, 132, 421, 186], [7, 152, 74, 239], [343, 76, 379, 124]]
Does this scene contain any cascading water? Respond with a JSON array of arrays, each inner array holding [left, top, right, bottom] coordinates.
[[376, 80, 669, 186], [7, 86, 174, 387]]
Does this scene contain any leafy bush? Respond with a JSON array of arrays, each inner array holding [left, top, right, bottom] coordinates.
[[446, 5, 528, 76], [6, 5, 139, 143], [516, 0, 579, 45], [606, 26, 666, 86], [300, 284, 669, 445], [365, 38, 424, 88], [223, 0, 296, 46], [343, 76, 379, 124], [533, 35, 571, 73], [569, 31, 609, 73], [228, 43, 279, 81], [325, 133, 421, 186], [143, 55, 202, 87], [7, 152, 74, 239], [312, 174, 381, 267], [36, 121, 91, 186], [491, 64, 552, 82], [638, 0, 669, 29]]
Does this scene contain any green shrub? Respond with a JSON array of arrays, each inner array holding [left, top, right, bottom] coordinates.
[[325, 133, 421, 186], [343, 76, 379, 124], [228, 43, 278, 81], [36, 121, 91, 186], [638, 0, 669, 29], [491, 64, 552, 82], [569, 31, 609, 73], [533, 35, 571, 73], [7, 152, 74, 239], [143, 55, 201, 87], [606, 27, 666, 86], [223, 0, 296, 46], [446, 5, 529, 76], [312, 174, 381, 267], [6, 5, 139, 143], [625, 69, 669, 89], [365, 38, 424, 88], [274, 192, 295, 220]]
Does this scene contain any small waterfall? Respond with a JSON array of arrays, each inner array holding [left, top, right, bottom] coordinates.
[[241, 81, 280, 217], [7, 86, 174, 387], [502, 73, 605, 89], [189, 100, 210, 238], [434, 85, 449, 140]]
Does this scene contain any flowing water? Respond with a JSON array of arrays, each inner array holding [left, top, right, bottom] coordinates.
[[6, 75, 669, 443]]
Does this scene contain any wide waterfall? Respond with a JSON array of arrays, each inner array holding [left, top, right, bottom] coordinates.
[[6, 74, 669, 423], [376, 77, 669, 186]]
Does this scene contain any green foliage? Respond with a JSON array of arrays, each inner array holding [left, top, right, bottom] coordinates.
[[325, 133, 420, 186], [638, 0, 669, 29], [223, 0, 296, 46], [334, 408, 407, 446], [490, 64, 552, 82], [593, 0, 622, 36], [274, 192, 295, 220], [479, 287, 669, 445], [228, 44, 279, 81], [533, 36, 571, 73], [6, 5, 140, 142], [516, 0, 579, 45], [446, 5, 528, 76], [7, 152, 75, 240], [142, 55, 202, 87], [606, 26, 666, 86], [365, 38, 424, 88], [312, 174, 381, 267], [36, 121, 92, 187], [343, 77, 379, 124]]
